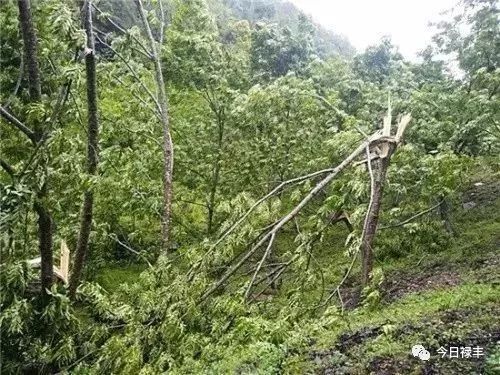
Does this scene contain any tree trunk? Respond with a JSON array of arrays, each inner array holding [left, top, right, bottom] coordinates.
[[34, 198, 53, 291], [18, 0, 41, 105], [135, 0, 173, 251], [69, 0, 100, 299], [439, 195, 455, 236], [207, 108, 224, 234], [18, 0, 54, 293], [360, 143, 395, 286]]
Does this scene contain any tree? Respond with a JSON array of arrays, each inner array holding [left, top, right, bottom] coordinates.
[[411, 0, 499, 155], [250, 21, 314, 82], [68, 0, 100, 298], [433, 0, 499, 76], [353, 37, 403, 86], [0, 0, 54, 293], [135, 0, 174, 251], [360, 111, 411, 285]]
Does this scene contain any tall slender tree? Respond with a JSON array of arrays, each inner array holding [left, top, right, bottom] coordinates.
[[68, 0, 100, 298], [135, 0, 174, 250], [18, 0, 54, 292]]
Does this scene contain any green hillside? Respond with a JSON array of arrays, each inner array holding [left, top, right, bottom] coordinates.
[[0, 0, 498, 373]]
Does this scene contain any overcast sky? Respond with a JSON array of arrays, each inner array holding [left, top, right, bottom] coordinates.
[[289, 0, 461, 60]]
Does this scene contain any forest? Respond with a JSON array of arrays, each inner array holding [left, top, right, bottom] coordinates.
[[0, 0, 499, 373]]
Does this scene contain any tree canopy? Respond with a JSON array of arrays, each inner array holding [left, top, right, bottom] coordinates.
[[0, 0, 499, 373]]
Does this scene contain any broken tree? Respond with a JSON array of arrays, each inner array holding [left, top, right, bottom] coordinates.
[[198, 108, 411, 302], [360, 108, 411, 285]]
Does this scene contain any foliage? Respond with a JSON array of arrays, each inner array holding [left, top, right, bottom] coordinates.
[[0, 0, 498, 373]]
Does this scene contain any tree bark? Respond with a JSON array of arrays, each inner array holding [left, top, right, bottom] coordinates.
[[69, 0, 100, 299], [18, 0, 54, 293], [360, 143, 395, 286], [18, 0, 41, 105], [207, 107, 224, 234], [439, 195, 455, 236], [34, 198, 53, 291], [135, 0, 173, 251]]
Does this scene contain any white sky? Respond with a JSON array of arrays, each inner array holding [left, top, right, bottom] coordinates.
[[289, 0, 461, 60]]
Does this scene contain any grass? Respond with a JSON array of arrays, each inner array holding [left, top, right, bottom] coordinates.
[[314, 282, 500, 348], [303, 188, 500, 373], [94, 263, 146, 291]]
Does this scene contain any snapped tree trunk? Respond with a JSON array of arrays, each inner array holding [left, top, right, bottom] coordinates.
[[69, 0, 100, 298], [18, 0, 54, 292], [360, 143, 395, 286], [135, 0, 173, 251]]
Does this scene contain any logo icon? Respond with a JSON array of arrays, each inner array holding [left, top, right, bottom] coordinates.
[[412, 344, 431, 361]]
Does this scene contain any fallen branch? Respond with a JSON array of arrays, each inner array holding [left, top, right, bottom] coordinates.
[[0, 105, 37, 143], [212, 167, 339, 249], [249, 256, 297, 302], [379, 200, 444, 230], [188, 166, 341, 277], [200, 133, 384, 301], [109, 234, 153, 269], [244, 232, 276, 299], [199, 110, 410, 303]]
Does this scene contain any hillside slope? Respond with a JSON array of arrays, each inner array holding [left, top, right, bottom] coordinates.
[[306, 179, 500, 374]]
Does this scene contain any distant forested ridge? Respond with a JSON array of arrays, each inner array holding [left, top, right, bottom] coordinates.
[[97, 0, 355, 58], [213, 0, 355, 56]]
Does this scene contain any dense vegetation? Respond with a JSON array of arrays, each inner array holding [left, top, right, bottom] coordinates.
[[0, 0, 498, 373]]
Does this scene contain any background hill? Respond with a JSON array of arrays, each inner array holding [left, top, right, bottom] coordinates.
[[97, 0, 355, 58]]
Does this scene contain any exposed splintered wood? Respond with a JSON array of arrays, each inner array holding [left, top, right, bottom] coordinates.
[[24, 240, 70, 284], [58, 241, 70, 284], [379, 97, 392, 158]]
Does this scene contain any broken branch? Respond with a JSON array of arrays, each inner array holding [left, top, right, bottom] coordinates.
[[379, 200, 444, 230], [244, 232, 276, 300], [200, 133, 384, 301], [0, 105, 37, 143]]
